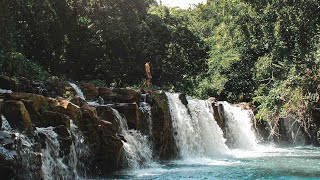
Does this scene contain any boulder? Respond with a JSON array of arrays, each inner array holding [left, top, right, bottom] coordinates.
[[99, 88, 140, 103], [0, 76, 16, 91], [80, 83, 99, 99], [81, 104, 98, 119], [150, 92, 178, 160], [96, 106, 119, 131], [2, 100, 33, 131], [42, 111, 70, 128], [21, 99, 44, 127], [70, 96, 87, 107], [4, 93, 46, 112], [66, 103, 81, 122]]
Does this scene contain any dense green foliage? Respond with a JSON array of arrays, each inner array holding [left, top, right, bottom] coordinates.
[[0, 0, 207, 92], [1, 0, 320, 124], [187, 0, 320, 124]]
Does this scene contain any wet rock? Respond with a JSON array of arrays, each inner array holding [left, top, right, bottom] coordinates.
[[0, 153, 15, 180], [178, 93, 188, 106], [277, 116, 308, 145], [99, 88, 140, 103], [54, 125, 72, 156], [111, 103, 140, 129], [96, 106, 119, 131], [150, 92, 178, 160], [78, 107, 123, 176], [0, 76, 16, 91], [254, 119, 271, 143], [0, 99, 3, 128], [2, 100, 33, 132], [80, 83, 99, 100], [213, 103, 225, 131], [42, 111, 70, 128]]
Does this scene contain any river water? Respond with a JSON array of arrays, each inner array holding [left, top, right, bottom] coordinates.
[[109, 146, 320, 179]]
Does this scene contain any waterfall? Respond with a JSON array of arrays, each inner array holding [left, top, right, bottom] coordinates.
[[1, 115, 12, 131], [111, 108, 154, 168], [139, 102, 153, 136], [0, 88, 12, 93], [166, 93, 229, 158], [36, 127, 77, 179], [68, 82, 85, 100], [70, 120, 90, 177], [219, 102, 258, 149]]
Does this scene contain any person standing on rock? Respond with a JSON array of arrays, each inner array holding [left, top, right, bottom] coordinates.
[[141, 59, 152, 93]]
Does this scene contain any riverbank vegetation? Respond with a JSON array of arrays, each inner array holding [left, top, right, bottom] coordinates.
[[1, 0, 320, 124]]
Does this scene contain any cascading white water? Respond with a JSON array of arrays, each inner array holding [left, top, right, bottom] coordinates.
[[166, 93, 229, 158], [70, 120, 90, 177], [219, 102, 258, 149], [68, 82, 86, 100], [139, 102, 153, 136], [0, 88, 12, 93], [36, 127, 76, 180], [1, 115, 12, 131], [111, 108, 154, 169]]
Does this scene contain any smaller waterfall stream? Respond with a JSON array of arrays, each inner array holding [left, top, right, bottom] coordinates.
[[70, 120, 90, 177], [166, 93, 229, 158], [69, 82, 86, 100], [36, 127, 77, 179], [1, 115, 12, 131], [219, 102, 258, 149], [111, 108, 154, 169]]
